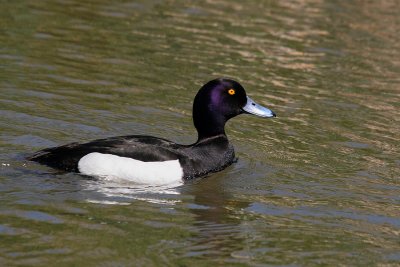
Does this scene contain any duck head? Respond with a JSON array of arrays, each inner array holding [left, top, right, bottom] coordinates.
[[193, 78, 276, 140]]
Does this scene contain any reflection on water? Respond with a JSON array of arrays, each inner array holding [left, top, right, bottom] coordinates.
[[1, 0, 400, 265], [82, 178, 182, 205]]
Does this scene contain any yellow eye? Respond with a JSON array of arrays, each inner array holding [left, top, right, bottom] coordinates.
[[228, 89, 235, 95]]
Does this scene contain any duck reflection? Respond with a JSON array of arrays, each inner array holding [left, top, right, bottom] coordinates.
[[80, 177, 182, 205], [79, 166, 251, 256], [180, 170, 252, 258]]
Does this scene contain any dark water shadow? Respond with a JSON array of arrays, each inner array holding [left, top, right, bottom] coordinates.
[[178, 168, 253, 258]]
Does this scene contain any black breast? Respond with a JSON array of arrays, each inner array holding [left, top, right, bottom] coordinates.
[[178, 135, 235, 180]]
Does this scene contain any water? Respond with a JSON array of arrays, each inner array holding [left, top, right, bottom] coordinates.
[[1, 0, 399, 265]]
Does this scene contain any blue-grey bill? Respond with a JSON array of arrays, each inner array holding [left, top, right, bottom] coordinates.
[[242, 96, 276, 118]]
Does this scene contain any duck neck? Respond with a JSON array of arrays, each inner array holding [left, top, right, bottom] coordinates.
[[196, 128, 226, 142], [194, 113, 227, 142]]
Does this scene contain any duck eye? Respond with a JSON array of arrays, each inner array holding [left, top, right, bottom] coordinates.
[[228, 89, 235, 95]]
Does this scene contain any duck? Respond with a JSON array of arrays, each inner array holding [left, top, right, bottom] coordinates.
[[28, 78, 276, 185]]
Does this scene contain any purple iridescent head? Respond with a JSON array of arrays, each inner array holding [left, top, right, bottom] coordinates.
[[193, 78, 275, 140]]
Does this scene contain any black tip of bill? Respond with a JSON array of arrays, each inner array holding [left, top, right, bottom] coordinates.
[[242, 96, 276, 118]]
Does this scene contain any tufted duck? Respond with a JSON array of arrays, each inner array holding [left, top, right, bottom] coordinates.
[[28, 78, 276, 185]]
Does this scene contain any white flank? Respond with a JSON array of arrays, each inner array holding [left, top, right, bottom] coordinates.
[[78, 152, 184, 185]]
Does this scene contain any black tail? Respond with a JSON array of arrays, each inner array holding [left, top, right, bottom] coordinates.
[[27, 143, 83, 172]]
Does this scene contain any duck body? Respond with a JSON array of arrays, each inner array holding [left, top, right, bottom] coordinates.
[[29, 78, 275, 185], [30, 134, 234, 183]]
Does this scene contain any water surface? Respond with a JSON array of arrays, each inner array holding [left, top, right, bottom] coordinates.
[[1, 0, 399, 266]]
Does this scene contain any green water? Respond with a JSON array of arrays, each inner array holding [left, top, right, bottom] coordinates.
[[1, 0, 399, 266]]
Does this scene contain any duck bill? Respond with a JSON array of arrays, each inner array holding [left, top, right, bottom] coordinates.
[[242, 96, 276, 118]]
